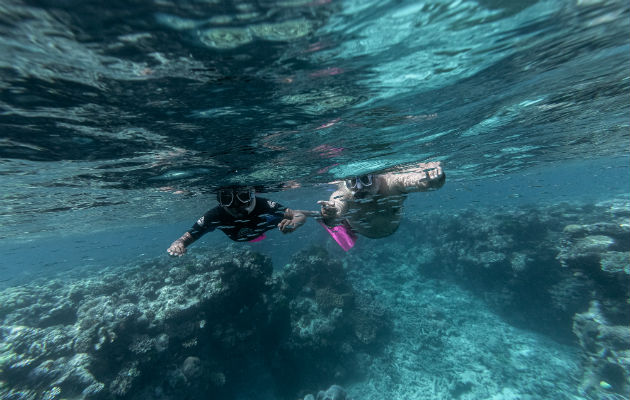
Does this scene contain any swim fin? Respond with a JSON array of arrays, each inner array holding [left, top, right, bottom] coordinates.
[[319, 221, 357, 251], [248, 233, 266, 242]]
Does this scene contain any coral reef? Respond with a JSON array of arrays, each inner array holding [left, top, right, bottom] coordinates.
[[357, 196, 629, 398], [269, 247, 391, 398], [396, 198, 629, 333], [0, 247, 388, 400], [342, 255, 584, 400], [302, 384, 351, 400], [573, 301, 630, 398], [1, 197, 627, 399]]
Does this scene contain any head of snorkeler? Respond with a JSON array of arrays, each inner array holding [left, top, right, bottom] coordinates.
[[344, 174, 380, 199], [217, 185, 256, 217]]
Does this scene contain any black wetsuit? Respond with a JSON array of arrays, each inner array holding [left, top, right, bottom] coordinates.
[[187, 197, 287, 242]]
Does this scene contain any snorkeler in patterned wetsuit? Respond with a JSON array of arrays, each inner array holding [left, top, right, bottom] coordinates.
[[318, 161, 445, 240], [167, 186, 306, 256]]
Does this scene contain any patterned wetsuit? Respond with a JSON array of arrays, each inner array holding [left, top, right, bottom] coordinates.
[[187, 197, 286, 242]]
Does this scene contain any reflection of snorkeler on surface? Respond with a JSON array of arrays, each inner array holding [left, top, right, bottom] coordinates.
[[167, 186, 306, 256], [317, 162, 445, 248]]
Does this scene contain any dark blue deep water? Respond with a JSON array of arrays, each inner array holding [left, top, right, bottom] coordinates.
[[0, 0, 629, 399]]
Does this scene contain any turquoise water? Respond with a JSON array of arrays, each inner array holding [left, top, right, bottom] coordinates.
[[0, 0, 628, 399]]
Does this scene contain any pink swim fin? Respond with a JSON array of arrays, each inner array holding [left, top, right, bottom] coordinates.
[[319, 221, 357, 251], [248, 233, 266, 242]]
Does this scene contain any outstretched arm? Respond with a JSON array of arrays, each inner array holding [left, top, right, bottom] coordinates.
[[167, 232, 196, 257], [167, 209, 217, 256], [383, 161, 445, 194]]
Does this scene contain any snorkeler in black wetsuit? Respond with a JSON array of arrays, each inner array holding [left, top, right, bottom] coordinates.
[[167, 186, 306, 256]]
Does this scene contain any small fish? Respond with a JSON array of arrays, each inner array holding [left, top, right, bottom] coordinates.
[[599, 381, 612, 390]]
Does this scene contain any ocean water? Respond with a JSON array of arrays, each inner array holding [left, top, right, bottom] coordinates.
[[0, 0, 629, 399]]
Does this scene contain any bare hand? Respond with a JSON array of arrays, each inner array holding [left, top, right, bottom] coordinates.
[[167, 240, 187, 257], [317, 200, 338, 219], [278, 218, 294, 233], [422, 161, 444, 182], [278, 216, 304, 233]]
